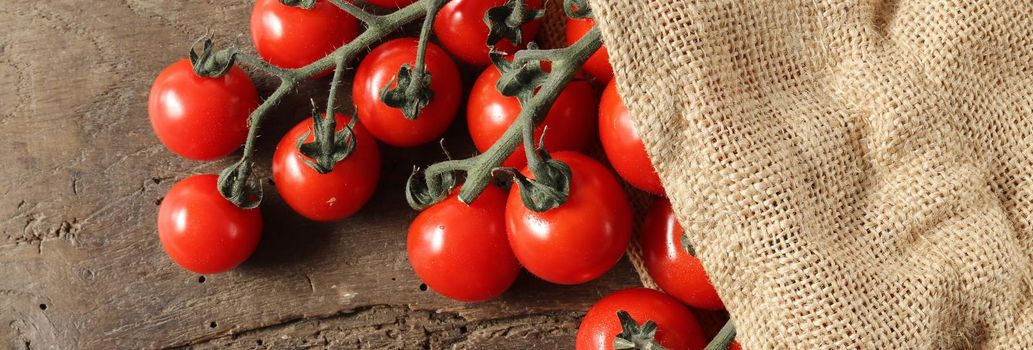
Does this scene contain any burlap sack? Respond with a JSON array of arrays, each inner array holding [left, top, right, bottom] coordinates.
[[588, 0, 1033, 348]]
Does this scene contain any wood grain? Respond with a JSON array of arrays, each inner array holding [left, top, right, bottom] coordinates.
[[0, 1, 644, 349]]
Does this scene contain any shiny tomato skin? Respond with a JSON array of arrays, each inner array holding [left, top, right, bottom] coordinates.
[[576, 288, 707, 350], [407, 185, 520, 302], [250, 0, 360, 75], [148, 59, 258, 161], [365, 0, 416, 7], [433, 0, 542, 66], [272, 114, 381, 222], [642, 198, 724, 310], [505, 152, 632, 285], [158, 175, 263, 274], [599, 79, 664, 195], [467, 66, 597, 168], [566, 18, 612, 82], [353, 38, 462, 147]]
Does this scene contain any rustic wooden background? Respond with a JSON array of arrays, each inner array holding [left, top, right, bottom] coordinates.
[[0, 1, 662, 349]]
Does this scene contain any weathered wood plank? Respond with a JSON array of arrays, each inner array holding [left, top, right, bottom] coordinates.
[[0, 1, 643, 349]]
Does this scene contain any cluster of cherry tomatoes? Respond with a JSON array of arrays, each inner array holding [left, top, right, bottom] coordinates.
[[147, 0, 733, 348]]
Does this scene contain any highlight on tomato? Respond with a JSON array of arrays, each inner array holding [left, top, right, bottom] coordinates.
[[433, 0, 543, 66], [576, 288, 707, 350], [407, 185, 521, 302], [467, 65, 598, 168], [148, 59, 258, 161], [641, 198, 724, 310], [599, 79, 664, 195], [566, 17, 612, 82], [505, 151, 632, 285], [352, 38, 462, 147], [157, 174, 263, 274], [250, 0, 360, 75], [272, 114, 381, 222]]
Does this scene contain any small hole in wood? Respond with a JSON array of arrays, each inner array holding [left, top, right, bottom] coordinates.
[[256, 339, 263, 346], [459, 325, 468, 333], [418, 283, 428, 291], [391, 278, 396, 281], [198, 276, 206, 283], [209, 321, 217, 328], [39, 304, 47, 310], [155, 197, 163, 206]]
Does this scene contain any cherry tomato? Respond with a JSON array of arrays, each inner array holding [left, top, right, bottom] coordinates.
[[272, 114, 381, 222], [730, 341, 743, 350], [467, 66, 597, 168], [353, 38, 462, 147], [408, 185, 520, 302], [642, 198, 724, 310], [599, 79, 664, 195], [365, 0, 415, 8], [158, 175, 263, 274], [505, 151, 632, 285], [576, 288, 707, 350], [433, 0, 542, 66], [148, 60, 258, 161], [250, 0, 360, 75], [566, 18, 612, 82]]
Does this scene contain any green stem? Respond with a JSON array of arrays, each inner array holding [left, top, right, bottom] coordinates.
[[505, 0, 526, 27], [231, 82, 293, 198], [219, 0, 442, 207], [520, 109, 540, 170], [443, 27, 602, 204], [703, 320, 737, 350], [406, 0, 446, 99]]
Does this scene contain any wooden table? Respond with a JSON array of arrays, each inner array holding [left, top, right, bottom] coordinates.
[[0, 2, 642, 348]]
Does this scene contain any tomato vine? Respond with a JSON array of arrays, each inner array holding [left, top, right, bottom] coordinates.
[[160, 0, 740, 347]]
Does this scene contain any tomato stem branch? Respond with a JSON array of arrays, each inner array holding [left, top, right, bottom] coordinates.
[[408, 0, 445, 98], [409, 27, 603, 206], [703, 319, 737, 350], [216, 0, 443, 207]]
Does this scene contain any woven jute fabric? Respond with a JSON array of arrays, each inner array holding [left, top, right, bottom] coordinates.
[[588, 0, 1033, 348]]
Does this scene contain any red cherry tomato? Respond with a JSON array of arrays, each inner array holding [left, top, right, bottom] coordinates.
[[408, 185, 520, 302], [730, 341, 743, 350], [576, 288, 707, 350], [505, 152, 632, 285], [642, 198, 724, 310], [433, 0, 542, 66], [272, 114, 381, 222], [566, 18, 612, 82], [365, 0, 415, 8], [467, 66, 597, 168], [250, 0, 359, 76], [599, 79, 664, 195], [353, 38, 462, 147], [157, 175, 263, 274], [148, 59, 258, 161]]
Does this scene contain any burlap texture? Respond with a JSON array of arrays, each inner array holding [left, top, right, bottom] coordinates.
[[588, 0, 1033, 348]]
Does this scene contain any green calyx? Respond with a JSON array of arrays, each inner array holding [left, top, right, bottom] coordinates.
[[613, 310, 668, 350], [563, 0, 592, 19], [490, 49, 548, 104], [189, 35, 237, 78], [217, 160, 263, 209], [484, 0, 545, 48], [380, 64, 434, 120], [295, 112, 357, 174], [405, 167, 457, 210], [496, 147, 571, 212], [279, 0, 316, 9]]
